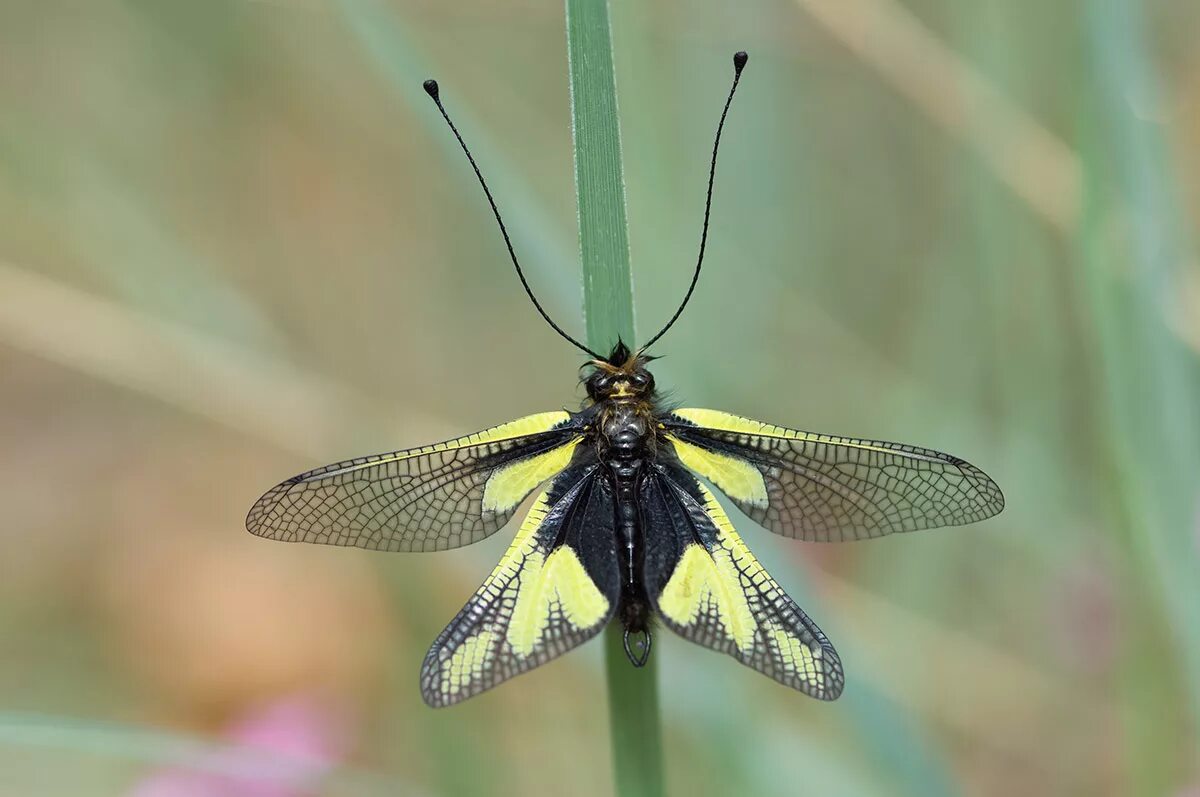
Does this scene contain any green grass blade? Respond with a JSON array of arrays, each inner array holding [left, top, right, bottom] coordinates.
[[1079, 0, 1200, 790], [337, 0, 584, 320], [1083, 0, 1200, 717], [565, 1, 661, 795], [568, 0, 636, 352], [603, 624, 664, 797]]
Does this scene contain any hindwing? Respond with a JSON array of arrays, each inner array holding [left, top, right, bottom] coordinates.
[[642, 461, 844, 699], [420, 457, 619, 706]]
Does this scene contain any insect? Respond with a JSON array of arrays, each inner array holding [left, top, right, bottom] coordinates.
[[246, 51, 1004, 707]]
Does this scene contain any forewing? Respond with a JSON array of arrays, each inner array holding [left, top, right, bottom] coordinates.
[[421, 461, 619, 706], [643, 462, 844, 699], [247, 411, 584, 552], [663, 408, 1004, 542]]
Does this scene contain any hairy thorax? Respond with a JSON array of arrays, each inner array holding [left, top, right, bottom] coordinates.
[[596, 399, 657, 464]]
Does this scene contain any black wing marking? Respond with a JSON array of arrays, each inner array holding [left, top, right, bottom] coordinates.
[[642, 461, 844, 699], [246, 411, 586, 552], [421, 457, 619, 706], [663, 408, 1004, 542]]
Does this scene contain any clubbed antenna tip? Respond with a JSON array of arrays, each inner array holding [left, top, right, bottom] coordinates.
[[419, 74, 600, 359], [641, 51, 751, 352]]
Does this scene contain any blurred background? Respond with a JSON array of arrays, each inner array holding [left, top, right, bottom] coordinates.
[[1, 0, 1198, 795]]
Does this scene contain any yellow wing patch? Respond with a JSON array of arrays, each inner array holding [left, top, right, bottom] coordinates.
[[659, 543, 757, 653], [672, 407, 943, 461], [478, 411, 573, 441], [765, 621, 825, 692], [652, 478, 841, 698], [696, 485, 834, 693], [667, 407, 1004, 544], [440, 630, 497, 699], [501, 495, 609, 654], [421, 480, 615, 706], [667, 434, 768, 508], [246, 409, 585, 553], [315, 411, 573, 480], [482, 438, 581, 514], [509, 545, 609, 655]]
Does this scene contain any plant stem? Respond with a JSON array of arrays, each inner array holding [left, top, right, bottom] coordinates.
[[565, 2, 664, 796], [567, 0, 636, 351], [602, 623, 663, 797]]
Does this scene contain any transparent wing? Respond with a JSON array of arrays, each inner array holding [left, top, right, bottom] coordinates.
[[642, 462, 843, 699], [246, 411, 584, 552], [420, 461, 619, 706], [663, 408, 1004, 542]]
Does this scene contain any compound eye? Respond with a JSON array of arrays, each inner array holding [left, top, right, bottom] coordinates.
[[629, 373, 648, 388], [594, 375, 614, 392]]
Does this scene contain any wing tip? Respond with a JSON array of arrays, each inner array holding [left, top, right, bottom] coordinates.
[[243, 481, 292, 537], [960, 459, 1006, 520], [812, 681, 846, 701], [418, 645, 454, 708], [810, 637, 845, 701], [419, 684, 456, 709], [417, 642, 511, 708]]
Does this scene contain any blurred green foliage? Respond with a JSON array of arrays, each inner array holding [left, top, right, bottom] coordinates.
[[0, 1, 1198, 795]]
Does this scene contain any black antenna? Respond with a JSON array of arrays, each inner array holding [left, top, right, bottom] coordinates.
[[641, 51, 748, 352], [422, 79, 601, 359]]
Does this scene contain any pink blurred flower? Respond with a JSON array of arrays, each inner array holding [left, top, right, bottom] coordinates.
[[129, 695, 350, 797]]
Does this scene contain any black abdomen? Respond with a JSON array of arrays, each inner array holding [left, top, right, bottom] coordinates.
[[599, 400, 656, 666]]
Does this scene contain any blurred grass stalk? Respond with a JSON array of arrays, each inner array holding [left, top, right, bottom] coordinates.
[[337, 0, 583, 317], [1081, 0, 1200, 791], [565, 1, 663, 795], [792, 0, 1080, 233]]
